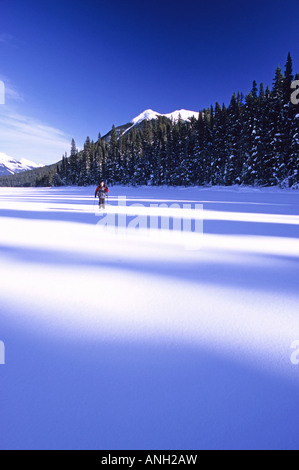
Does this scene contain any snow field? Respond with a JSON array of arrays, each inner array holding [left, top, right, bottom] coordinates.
[[0, 185, 299, 449]]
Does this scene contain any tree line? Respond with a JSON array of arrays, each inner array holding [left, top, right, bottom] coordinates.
[[1, 53, 298, 188]]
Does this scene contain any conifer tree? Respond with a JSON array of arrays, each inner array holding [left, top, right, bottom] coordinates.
[[70, 138, 78, 185]]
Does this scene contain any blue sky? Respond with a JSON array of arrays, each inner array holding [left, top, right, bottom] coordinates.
[[0, 0, 298, 164]]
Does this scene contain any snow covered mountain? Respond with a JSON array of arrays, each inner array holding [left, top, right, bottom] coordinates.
[[103, 108, 200, 142], [125, 108, 200, 134], [0, 152, 43, 176], [131, 109, 200, 126]]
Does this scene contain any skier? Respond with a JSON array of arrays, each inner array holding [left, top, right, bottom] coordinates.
[[95, 181, 109, 209]]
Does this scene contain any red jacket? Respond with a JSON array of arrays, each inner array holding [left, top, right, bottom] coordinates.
[[95, 184, 109, 198]]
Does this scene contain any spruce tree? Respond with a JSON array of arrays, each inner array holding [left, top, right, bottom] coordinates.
[[283, 52, 294, 105], [225, 93, 242, 184], [70, 138, 78, 185]]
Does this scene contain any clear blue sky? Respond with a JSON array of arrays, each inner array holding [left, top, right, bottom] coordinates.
[[0, 0, 298, 164]]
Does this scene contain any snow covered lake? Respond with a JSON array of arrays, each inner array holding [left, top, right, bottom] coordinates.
[[0, 185, 299, 450]]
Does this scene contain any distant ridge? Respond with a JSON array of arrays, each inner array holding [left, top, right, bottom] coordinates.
[[0, 152, 43, 176], [102, 108, 199, 142]]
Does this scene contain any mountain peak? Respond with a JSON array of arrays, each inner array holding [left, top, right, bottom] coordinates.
[[102, 108, 201, 142], [131, 109, 199, 125], [0, 152, 43, 176], [131, 109, 161, 125], [121, 108, 200, 137]]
